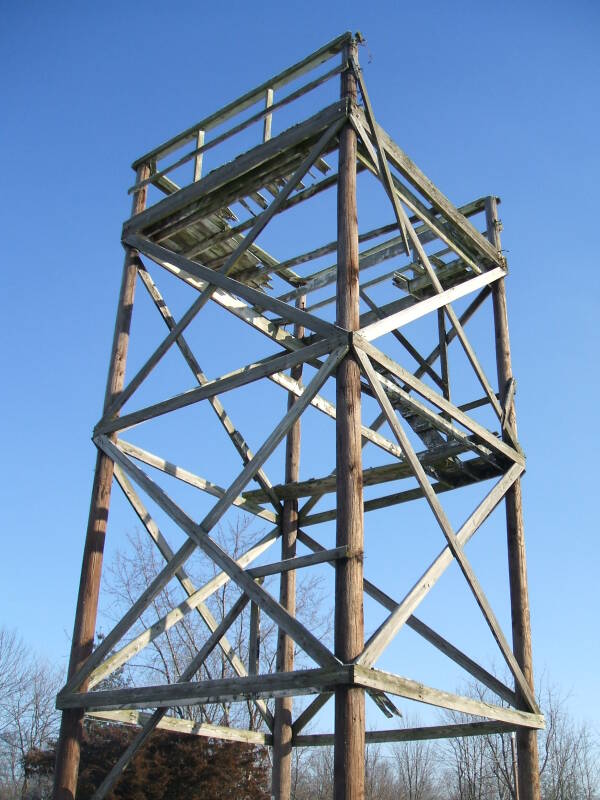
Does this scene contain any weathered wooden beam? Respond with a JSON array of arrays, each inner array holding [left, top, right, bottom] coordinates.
[[129, 62, 345, 196], [243, 440, 474, 504], [356, 336, 524, 466], [86, 516, 278, 692], [295, 721, 528, 747], [248, 547, 347, 579], [116, 439, 276, 523], [125, 102, 347, 237], [110, 123, 345, 422], [62, 347, 345, 697], [127, 232, 342, 339], [299, 457, 503, 528], [86, 710, 272, 745], [352, 107, 503, 267], [111, 466, 274, 729], [95, 350, 347, 669], [87, 591, 252, 800], [357, 463, 524, 667], [59, 667, 353, 711], [273, 296, 303, 800]]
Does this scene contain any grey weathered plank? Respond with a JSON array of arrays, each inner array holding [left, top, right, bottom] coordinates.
[[247, 547, 348, 578], [59, 667, 352, 711], [86, 710, 271, 745], [296, 721, 529, 747]]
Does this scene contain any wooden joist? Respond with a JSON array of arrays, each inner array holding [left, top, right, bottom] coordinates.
[[242, 440, 478, 504]]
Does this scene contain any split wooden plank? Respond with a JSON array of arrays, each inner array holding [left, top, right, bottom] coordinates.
[[248, 602, 260, 676], [354, 667, 544, 729]]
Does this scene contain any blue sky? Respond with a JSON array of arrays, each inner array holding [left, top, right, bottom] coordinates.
[[1, 0, 598, 730]]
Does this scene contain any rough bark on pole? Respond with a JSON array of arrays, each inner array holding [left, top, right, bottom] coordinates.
[[272, 295, 304, 800], [334, 38, 365, 800], [52, 164, 150, 800], [486, 195, 540, 800]]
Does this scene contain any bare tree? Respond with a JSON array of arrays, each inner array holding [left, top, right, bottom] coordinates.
[[365, 742, 396, 800], [538, 684, 599, 800], [102, 514, 330, 731], [392, 717, 439, 800], [0, 629, 62, 799], [440, 680, 600, 800]]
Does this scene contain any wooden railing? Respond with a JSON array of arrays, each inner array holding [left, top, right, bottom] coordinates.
[[128, 32, 353, 200]]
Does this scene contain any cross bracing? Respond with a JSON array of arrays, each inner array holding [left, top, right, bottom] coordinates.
[[53, 31, 542, 800]]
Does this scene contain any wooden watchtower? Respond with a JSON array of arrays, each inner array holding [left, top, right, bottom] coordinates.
[[53, 32, 543, 800]]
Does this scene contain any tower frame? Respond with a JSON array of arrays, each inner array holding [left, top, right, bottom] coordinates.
[[53, 32, 542, 800]]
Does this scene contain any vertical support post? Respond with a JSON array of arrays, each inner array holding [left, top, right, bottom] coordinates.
[[248, 602, 260, 675], [272, 295, 304, 800], [487, 196, 540, 800], [52, 164, 150, 800], [194, 130, 205, 182], [263, 88, 274, 143], [334, 37, 365, 800], [437, 308, 450, 420]]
